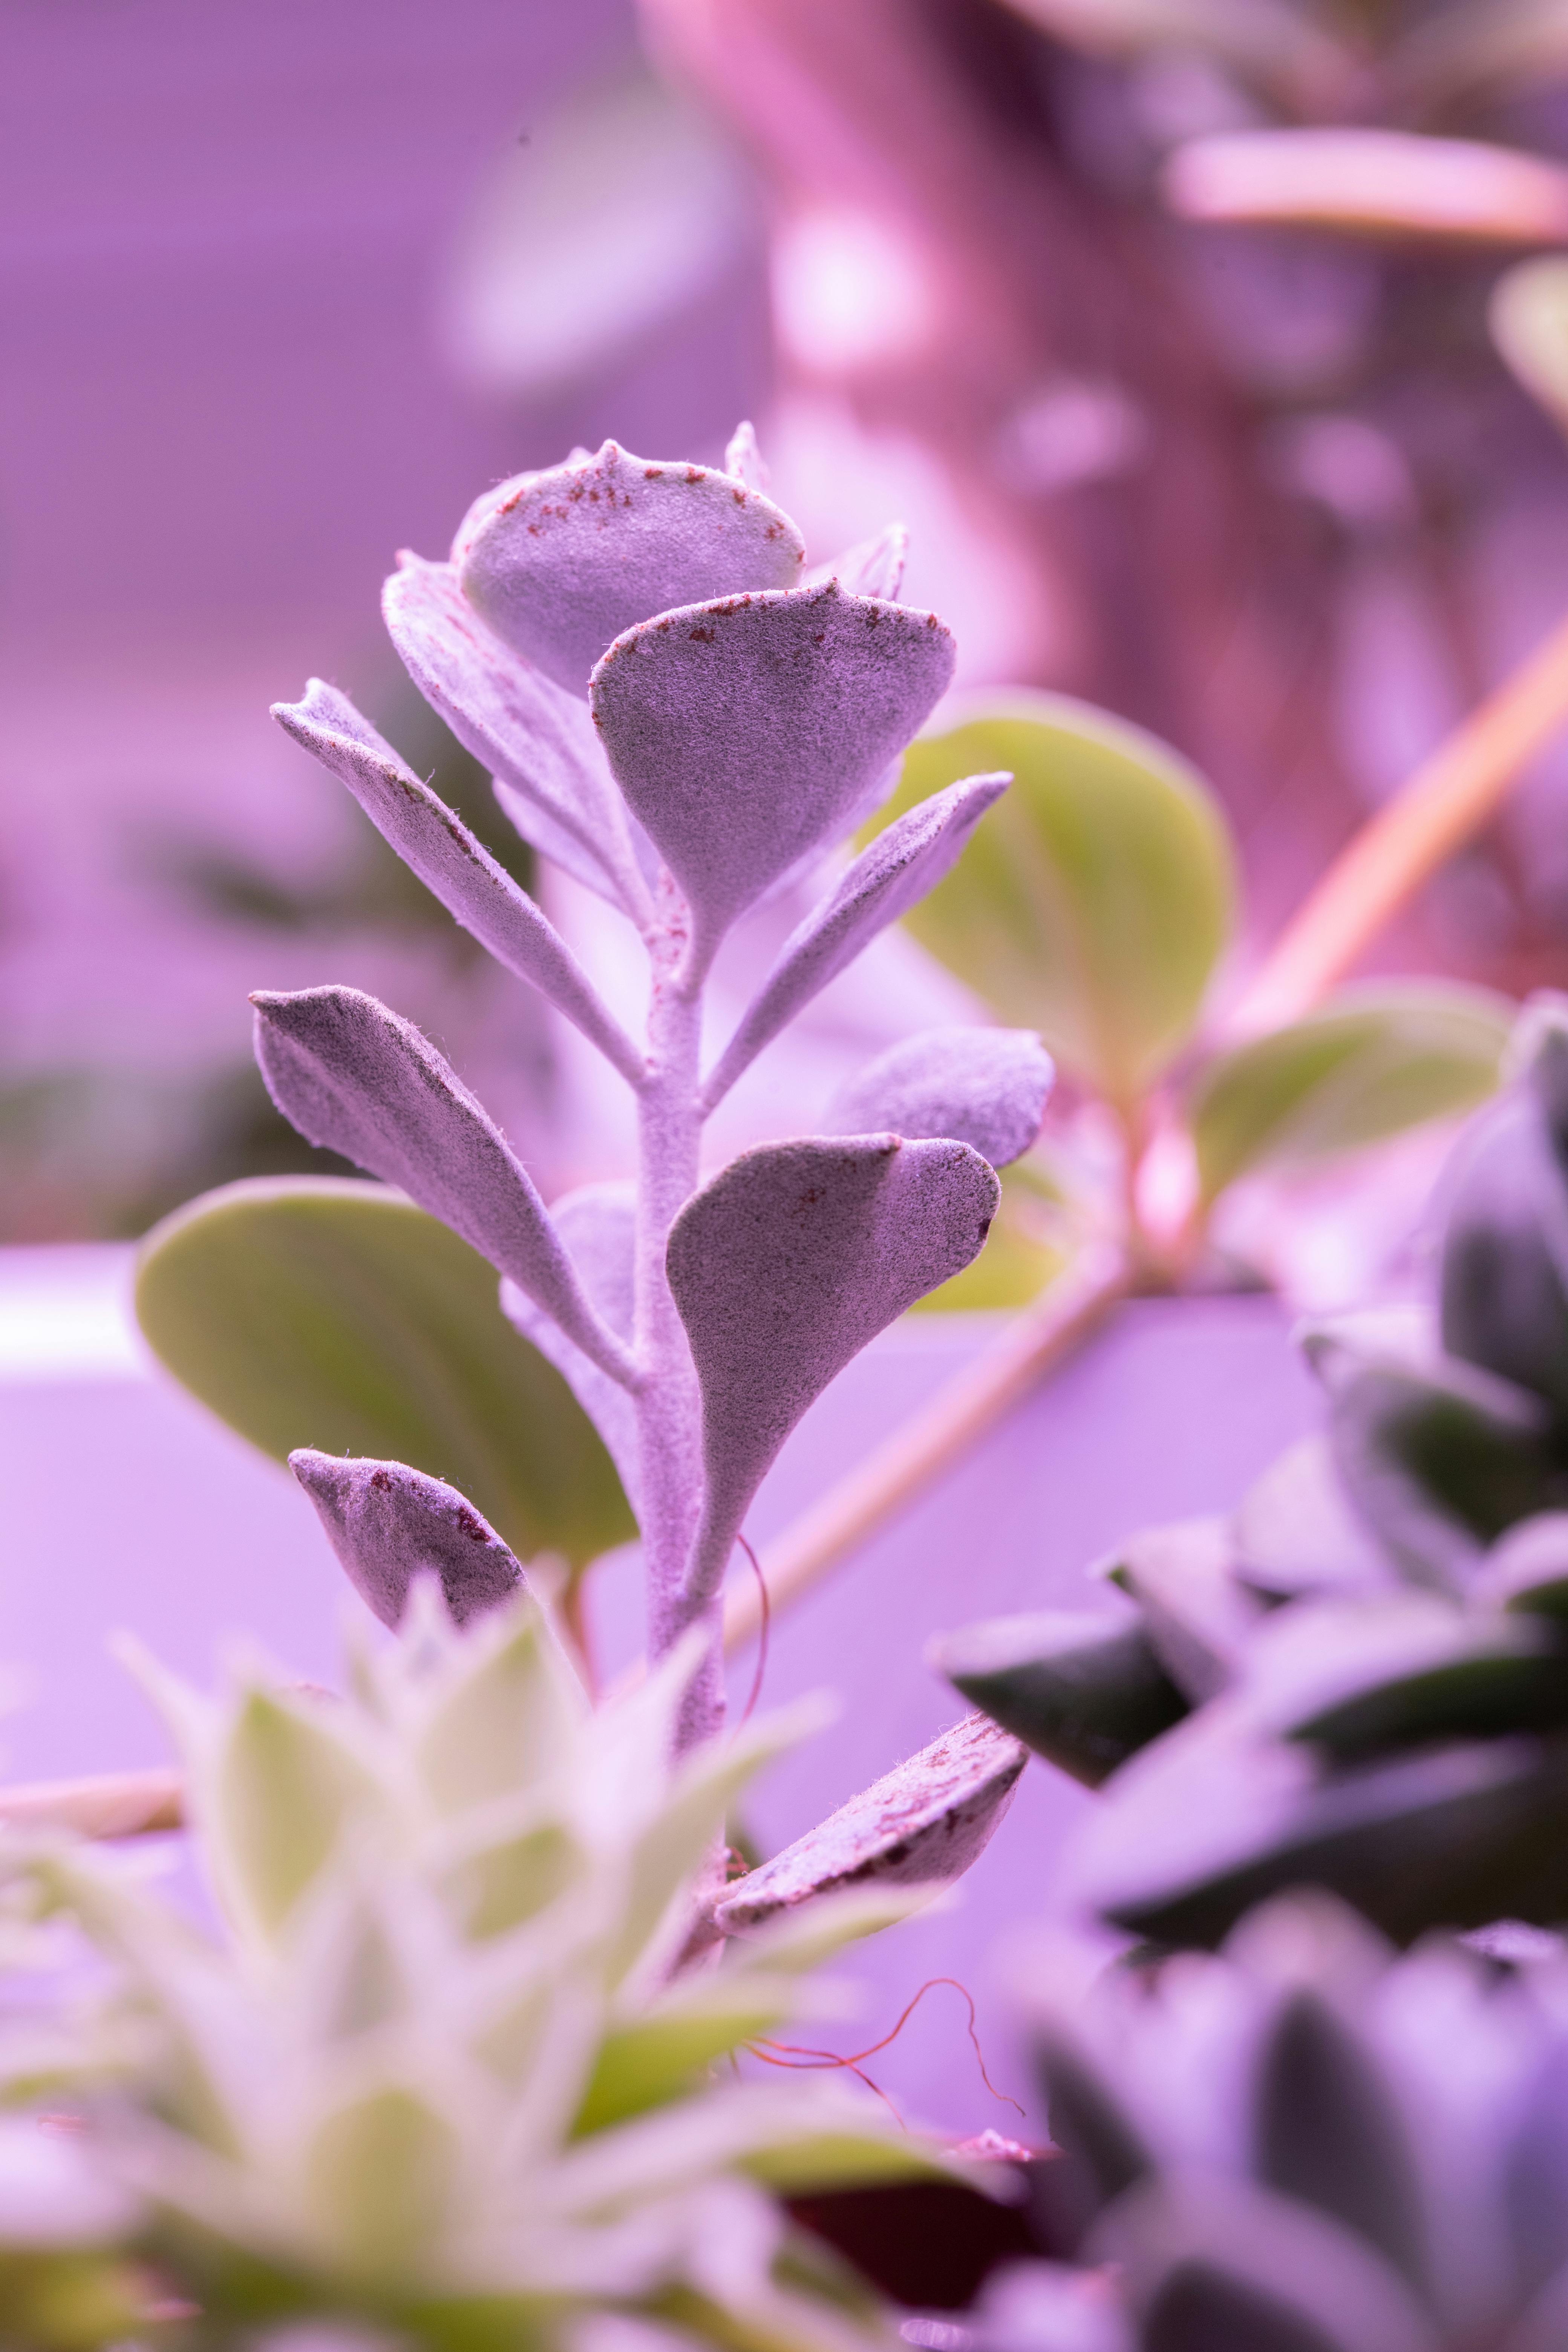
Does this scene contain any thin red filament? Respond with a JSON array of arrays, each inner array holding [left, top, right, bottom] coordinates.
[[754, 1977, 1024, 2118]]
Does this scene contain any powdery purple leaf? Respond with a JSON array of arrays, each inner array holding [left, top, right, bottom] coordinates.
[[251, 986, 635, 1387], [668, 1135, 999, 1602], [501, 1182, 642, 1518], [826, 1026, 1054, 1168], [454, 439, 805, 695], [593, 580, 958, 969], [271, 682, 644, 1087], [382, 554, 644, 912], [700, 774, 1009, 1110], [714, 1715, 1026, 1933], [802, 524, 909, 602], [290, 1449, 524, 1629]]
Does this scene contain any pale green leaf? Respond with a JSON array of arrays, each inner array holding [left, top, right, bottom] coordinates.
[[1189, 983, 1510, 1205], [212, 1689, 384, 1939], [304, 2084, 461, 2280], [876, 693, 1234, 1106], [415, 1599, 588, 1817], [134, 1176, 635, 1571]]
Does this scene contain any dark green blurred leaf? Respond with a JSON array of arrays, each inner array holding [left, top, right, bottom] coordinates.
[[873, 694, 1234, 1108], [1078, 1718, 1568, 1949], [1439, 1091, 1568, 1423], [930, 1608, 1190, 1786], [1231, 1436, 1396, 1603], [1247, 1596, 1568, 1761], [1105, 1517, 1265, 1702], [135, 1177, 633, 1572], [1190, 983, 1509, 1206], [1328, 1355, 1564, 1592], [1473, 1513, 1568, 1620]]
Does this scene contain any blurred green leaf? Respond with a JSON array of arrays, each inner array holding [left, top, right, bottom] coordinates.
[[931, 1608, 1190, 1786], [876, 693, 1234, 1109], [1189, 982, 1510, 1205], [135, 1177, 634, 1571], [1492, 253, 1568, 439]]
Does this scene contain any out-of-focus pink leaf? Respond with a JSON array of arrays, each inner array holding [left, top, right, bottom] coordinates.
[[382, 555, 643, 912], [289, 1449, 524, 1628], [501, 1182, 642, 1518], [271, 682, 645, 1086], [802, 524, 909, 601], [667, 1135, 998, 1602], [251, 986, 636, 1386], [827, 1026, 1054, 1168], [593, 582, 955, 966], [454, 439, 805, 695], [700, 774, 1008, 1110], [724, 420, 769, 491], [715, 1714, 1027, 1932]]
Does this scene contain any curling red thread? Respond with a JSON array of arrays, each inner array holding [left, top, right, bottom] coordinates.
[[738, 1532, 770, 1726], [750, 2037, 905, 2129], [756, 1979, 1024, 2118]]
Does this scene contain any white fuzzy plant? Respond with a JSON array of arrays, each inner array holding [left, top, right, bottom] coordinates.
[[260, 425, 1054, 1773], [0, 1587, 991, 2346]]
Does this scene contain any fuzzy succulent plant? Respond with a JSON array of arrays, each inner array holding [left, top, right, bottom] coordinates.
[[0, 1583, 1000, 2346], [218, 423, 1046, 1832], [934, 998, 1568, 1950], [963, 1890, 1568, 2352]]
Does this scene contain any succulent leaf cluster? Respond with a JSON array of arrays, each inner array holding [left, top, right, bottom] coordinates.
[[936, 1002, 1568, 1948], [0, 1588, 982, 2346], [975, 1891, 1568, 2352]]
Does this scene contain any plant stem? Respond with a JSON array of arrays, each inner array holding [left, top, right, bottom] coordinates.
[[1231, 608, 1568, 1036], [721, 1241, 1130, 1657]]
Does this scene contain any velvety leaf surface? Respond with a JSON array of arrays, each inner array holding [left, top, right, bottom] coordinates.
[[272, 682, 643, 1083], [713, 1715, 1026, 1933], [592, 582, 956, 965], [1439, 1090, 1568, 1421], [382, 554, 640, 909], [455, 439, 805, 693], [134, 1177, 632, 1569], [666, 1135, 999, 1600], [871, 692, 1234, 1104], [1105, 1517, 1266, 1702], [251, 986, 632, 1383], [825, 1026, 1054, 1168], [1190, 982, 1508, 1205], [501, 1182, 641, 1518], [701, 774, 1008, 1108], [289, 1450, 525, 1630], [929, 1609, 1190, 1786]]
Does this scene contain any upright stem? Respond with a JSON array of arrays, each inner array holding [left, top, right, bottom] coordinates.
[[632, 909, 712, 1743]]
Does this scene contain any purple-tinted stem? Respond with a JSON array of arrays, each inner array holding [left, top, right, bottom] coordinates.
[[634, 898, 714, 1746]]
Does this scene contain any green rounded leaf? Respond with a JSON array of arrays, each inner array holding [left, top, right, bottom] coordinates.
[[1190, 982, 1510, 1206], [930, 1608, 1190, 1786], [134, 1176, 634, 1571], [874, 692, 1234, 1106]]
